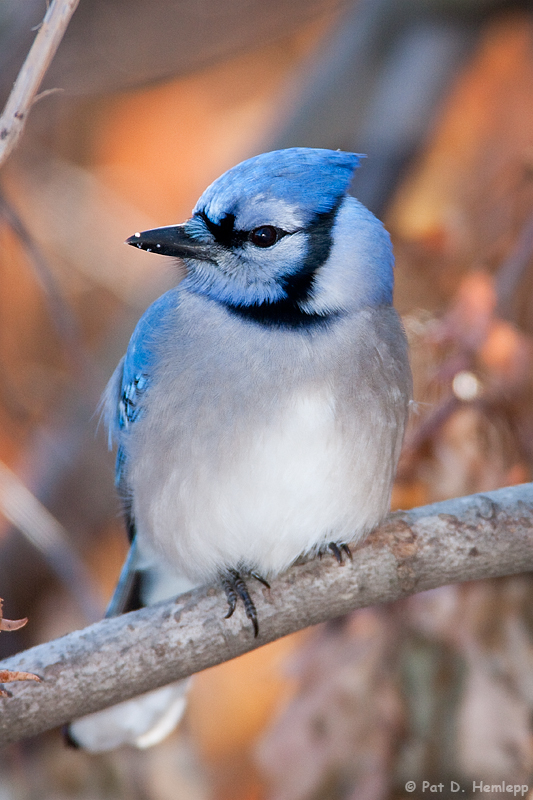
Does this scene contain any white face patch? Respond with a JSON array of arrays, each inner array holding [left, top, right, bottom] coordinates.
[[232, 232, 307, 277], [185, 230, 309, 306], [300, 197, 394, 315]]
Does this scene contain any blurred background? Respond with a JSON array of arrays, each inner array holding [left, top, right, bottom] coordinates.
[[1, 0, 533, 797]]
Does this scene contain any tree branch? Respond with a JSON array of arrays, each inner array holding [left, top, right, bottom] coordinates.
[[0, 0, 80, 169], [0, 483, 532, 746]]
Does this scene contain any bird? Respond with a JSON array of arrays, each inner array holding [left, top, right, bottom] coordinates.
[[67, 147, 412, 750]]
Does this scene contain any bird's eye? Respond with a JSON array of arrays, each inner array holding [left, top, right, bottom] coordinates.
[[249, 226, 281, 248]]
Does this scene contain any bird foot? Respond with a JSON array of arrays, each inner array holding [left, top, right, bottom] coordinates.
[[222, 569, 263, 637], [327, 542, 352, 564]]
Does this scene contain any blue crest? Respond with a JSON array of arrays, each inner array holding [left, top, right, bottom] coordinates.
[[195, 148, 362, 223]]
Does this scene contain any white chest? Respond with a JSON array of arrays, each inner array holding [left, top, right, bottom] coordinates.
[[131, 386, 383, 582]]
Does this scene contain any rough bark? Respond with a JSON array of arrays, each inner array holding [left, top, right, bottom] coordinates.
[[0, 483, 532, 746]]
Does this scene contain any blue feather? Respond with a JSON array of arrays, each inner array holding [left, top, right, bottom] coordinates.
[[196, 148, 362, 224]]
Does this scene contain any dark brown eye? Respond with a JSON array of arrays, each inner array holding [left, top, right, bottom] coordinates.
[[249, 225, 280, 248]]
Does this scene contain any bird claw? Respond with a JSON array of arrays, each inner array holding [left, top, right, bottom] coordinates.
[[341, 543, 352, 560], [223, 580, 237, 619], [250, 571, 270, 589], [221, 569, 259, 637], [328, 541, 352, 564]]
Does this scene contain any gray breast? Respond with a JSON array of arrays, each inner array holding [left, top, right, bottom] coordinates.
[[124, 293, 412, 582]]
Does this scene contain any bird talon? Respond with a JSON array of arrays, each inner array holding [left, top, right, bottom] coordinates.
[[250, 615, 259, 638], [328, 542, 352, 564], [328, 541, 344, 564], [222, 576, 238, 618], [341, 543, 353, 560], [250, 571, 270, 589], [222, 570, 259, 636]]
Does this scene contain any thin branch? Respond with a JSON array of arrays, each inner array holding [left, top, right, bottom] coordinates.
[[0, 0, 80, 169], [0, 191, 103, 397], [0, 460, 103, 624], [0, 483, 532, 746], [495, 211, 533, 319]]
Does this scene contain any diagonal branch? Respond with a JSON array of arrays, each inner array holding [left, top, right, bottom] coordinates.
[[0, 0, 80, 169], [0, 483, 532, 746]]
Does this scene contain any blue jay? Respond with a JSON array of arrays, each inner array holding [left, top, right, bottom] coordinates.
[[68, 147, 412, 750]]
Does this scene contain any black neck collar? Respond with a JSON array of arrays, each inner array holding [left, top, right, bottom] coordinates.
[[224, 298, 337, 329]]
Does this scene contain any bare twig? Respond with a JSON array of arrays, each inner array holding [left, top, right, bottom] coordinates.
[[0, 461, 103, 624], [0, 483, 531, 745], [495, 211, 533, 319], [398, 393, 460, 480], [0, 191, 103, 397], [0, 598, 27, 633], [0, 0, 80, 169], [0, 599, 40, 696]]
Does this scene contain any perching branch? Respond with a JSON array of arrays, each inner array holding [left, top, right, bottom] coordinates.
[[0, 483, 532, 746], [0, 0, 80, 169]]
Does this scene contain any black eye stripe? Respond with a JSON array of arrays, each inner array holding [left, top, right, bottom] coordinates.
[[196, 211, 289, 250], [197, 211, 237, 247], [224, 198, 344, 328]]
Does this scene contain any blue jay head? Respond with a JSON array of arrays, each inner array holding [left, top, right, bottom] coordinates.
[[127, 148, 394, 321]]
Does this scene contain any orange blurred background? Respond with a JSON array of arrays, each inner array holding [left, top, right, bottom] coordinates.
[[1, 3, 533, 799]]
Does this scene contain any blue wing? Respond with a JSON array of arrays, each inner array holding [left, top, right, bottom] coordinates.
[[101, 287, 181, 614], [104, 287, 181, 486]]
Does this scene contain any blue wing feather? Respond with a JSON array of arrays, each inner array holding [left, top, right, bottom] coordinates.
[[103, 287, 181, 491]]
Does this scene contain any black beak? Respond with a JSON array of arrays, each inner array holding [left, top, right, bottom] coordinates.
[[125, 224, 214, 261]]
